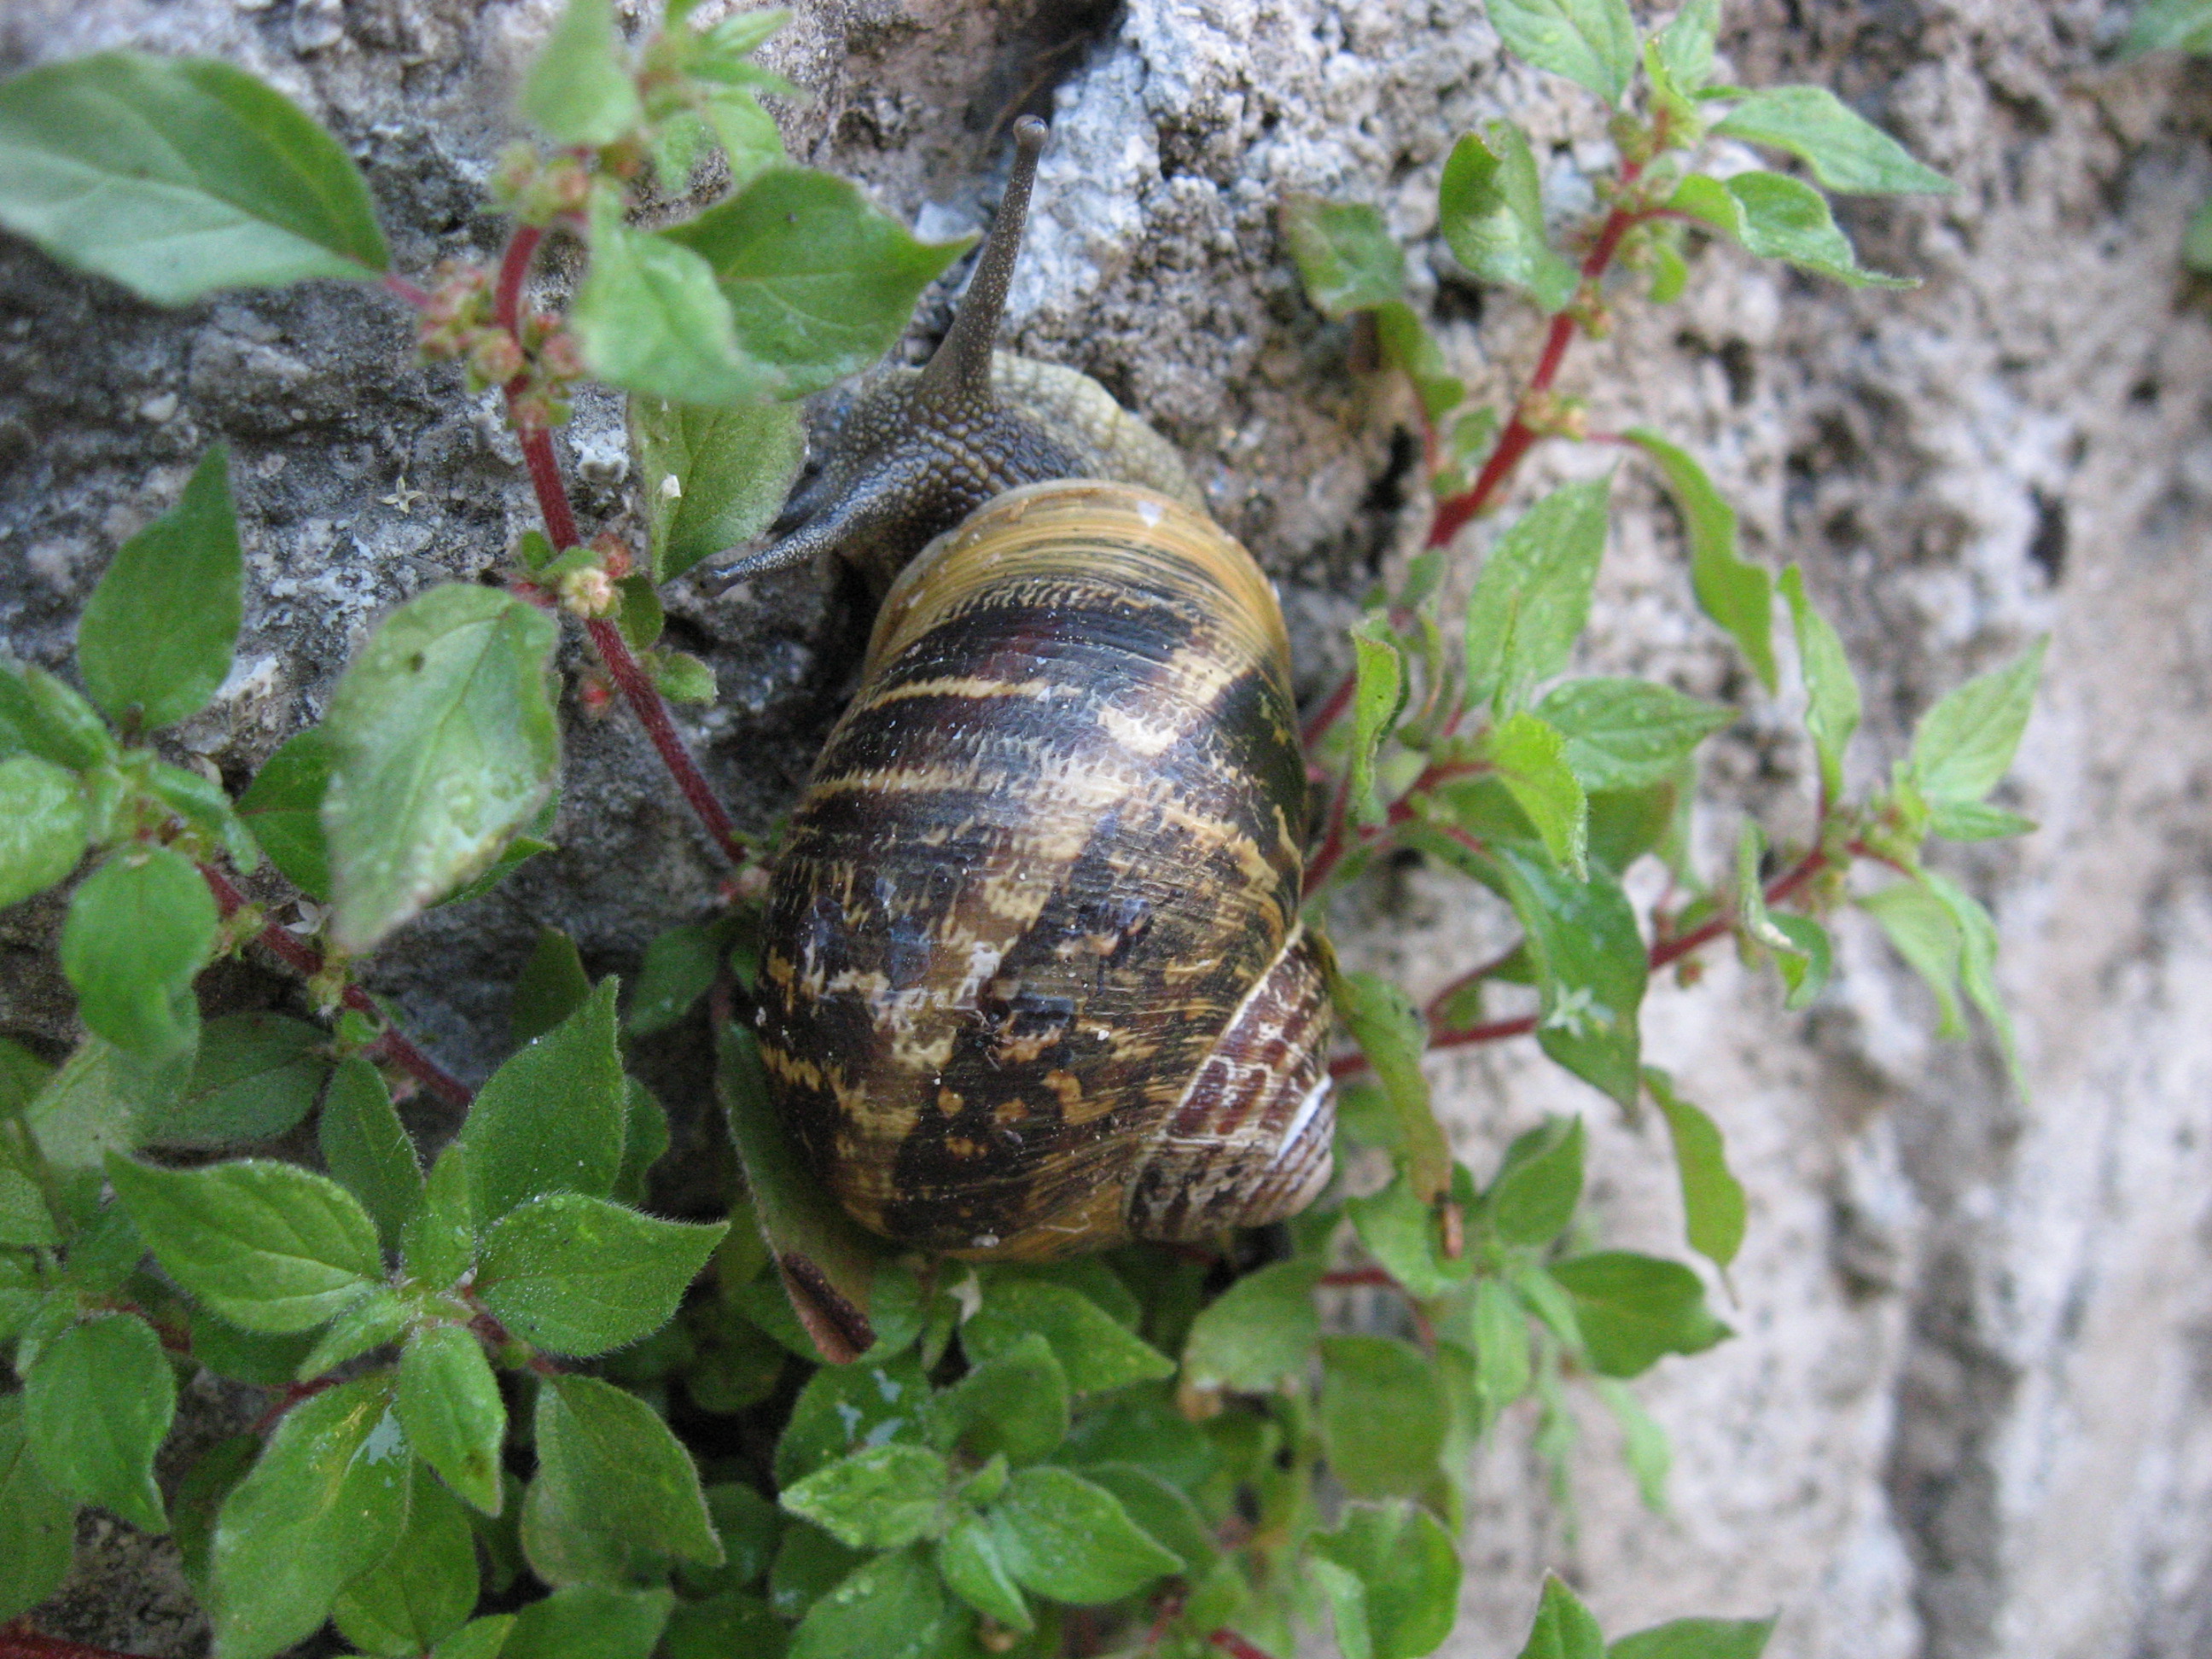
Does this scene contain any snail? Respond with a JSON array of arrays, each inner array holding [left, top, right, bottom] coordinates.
[[736, 117, 1335, 1260]]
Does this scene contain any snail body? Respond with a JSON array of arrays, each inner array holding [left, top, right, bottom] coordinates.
[[742, 119, 1335, 1260]]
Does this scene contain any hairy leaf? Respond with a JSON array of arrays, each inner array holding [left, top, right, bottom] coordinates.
[[1439, 122, 1578, 311], [1282, 195, 1406, 317], [79, 445, 242, 730], [321, 585, 560, 953], [0, 52, 389, 304], [632, 397, 805, 582], [1714, 85, 1953, 195]]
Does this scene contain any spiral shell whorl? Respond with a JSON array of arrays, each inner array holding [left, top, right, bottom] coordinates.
[[756, 482, 1322, 1258]]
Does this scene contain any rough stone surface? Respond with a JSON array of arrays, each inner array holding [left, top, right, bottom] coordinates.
[[3, 3, 2211, 1657]]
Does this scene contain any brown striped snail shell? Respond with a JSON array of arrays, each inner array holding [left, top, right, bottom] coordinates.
[[734, 118, 1336, 1260]]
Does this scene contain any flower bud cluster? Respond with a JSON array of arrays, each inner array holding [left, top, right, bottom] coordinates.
[[415, 261, 586, 430], [489, 144, 593, 226]]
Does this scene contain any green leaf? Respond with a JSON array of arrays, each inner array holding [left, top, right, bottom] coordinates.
[[143, 758, 259, 871], [1318, 1335, 1448, 1499], [1347, 1174, 1464, 1299], [476, 1191, 725, 1356], [512, 928, 591, 1045], [237, 727, 335, 901], [1082, 1463, 1217, 1574], [2125, 0, 2212, 52], [774, 1353, 929, 1487], [210, 1373, 411, 1659], [1626, 430, 1775, 690], [334, 1463, 480, 1656], [1374, 300, 1466, 420], [522, 1372, 722, 1586], [1644, 1069, 1746, 1271], [963, 1277, 1176, 1393], [1654, 0, 1719, 90], [108, 1154, 381, 1332], [433, 1615, 517, 1659], [1928, 799, 2035, 842], [789, 1547, 958, 1659], [1487, 0, 1639, 103], [185, 1311, 313, 1387], [665, 166, 970, 398], [1536, 678, 1733, 792], [1281, 195, 1406, 317], [1438, 123, 1579, 311], [613, 1078, 671, 1206], [397, 1324, 508, 1516], [936, 1516, 1031, 1631], [502, 1585, 673, 1659], [623, 921, 724, 1035], [1610, 1615, 1777, 1659], [141, 1012, 328, 1147], [0, 754, 88, 910], [1516, 1574, 1606, 1659], [987, 1465, 1181, 1604], [1593, 1375, 1670, 1510], [1907, 637, 2046, 805], [1335, 970, 1452, 1201], [0, 1035, 54, 1115], [1494, 850, 1648, 1106], [172, 1434, 257, 1597], [1922, 870, 2026, 1096], [632, 397, 806, 583], [78, 446, 242, 729], [0, 1166, 57, 1248], [293, 1285, 408, 1378], [1180, 1256, 1323, 1390], [1549, 1252, 1728, 1377], [0, 52, 389, 305], [1860, 877, 1965, 1038], [1769, 911, 1831, 1010], [1348, 614, 1407, 824], [573, 199, 775, 406], [321, 584, 561, 953], [677, 1483, 780, 1600], [701, 88, 786, 189], [1465, 477, 1611, 712], [1312, 1502, 1463, 1659], [1777, 566, 1860, 801], [1488, 710, 1588, 876], [463, 977, 626, 1224], [1471, 1277, 1534, 1408], [24, 1311, 176, 1533], [929, 1330, 1070, 1464], [1668, 171, 1912, 288], [0, 1395, 77, 1621], [663, 1593, 784, 1659], [780, 1444, 952, 1550], [1485, 1115, 1586, 1246], [0, 662, 116, 771], [318, 1057, 422, 1255], [405, 1140, 478, 1289], [519, 0, 643, 146], [718, 1022, 896, 1365], [61, 846, 215, 1062], [1713, 85, 1953, 195]]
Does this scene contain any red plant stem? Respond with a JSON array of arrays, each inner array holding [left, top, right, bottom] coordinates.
[[1, 1627, 151, 1659], [582, 617, 750, 866], [489, 224, 748, 869], [197, 863, 473, 1109], [1330, 844, 1840, 1078], [381, 271, 431, 310], [1301, 169, 1651, 753], [1649, 846, 1828, 969], [1208, 1633, 1278, 1659], [1320, 1267, 1398, 1288]]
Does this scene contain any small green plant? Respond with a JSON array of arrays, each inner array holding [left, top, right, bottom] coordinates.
[[0, 3, 2034, 1658]]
